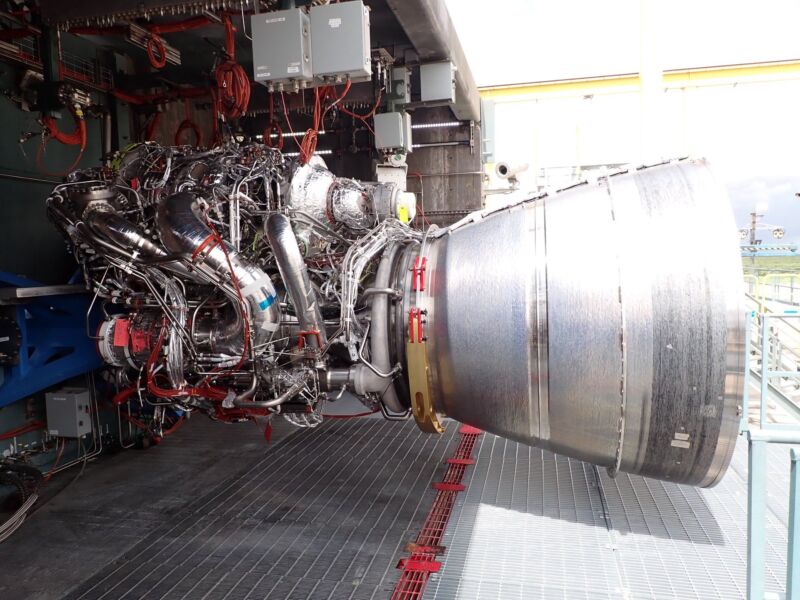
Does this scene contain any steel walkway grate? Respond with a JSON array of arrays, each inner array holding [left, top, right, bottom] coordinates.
[[63, 418, 461, 600], [423, 434, 789, 600]]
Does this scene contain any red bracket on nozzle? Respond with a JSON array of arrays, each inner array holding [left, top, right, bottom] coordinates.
[[408, 309, 424, 344], [412, 256, 427, 292]]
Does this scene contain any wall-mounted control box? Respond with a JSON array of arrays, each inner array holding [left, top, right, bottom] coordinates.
[[310, 1, 371, 82], [46, 388, 92, 438], [251, 8, 313, 90]]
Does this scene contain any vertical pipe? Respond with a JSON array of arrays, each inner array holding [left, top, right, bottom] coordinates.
[[103, 111, 112, 166], [741, 311, 753, 434], [265, 213, 327, 348], [748, 436, 767, 600], [788, 448, 800, 599], [761, 315, 771, 428]]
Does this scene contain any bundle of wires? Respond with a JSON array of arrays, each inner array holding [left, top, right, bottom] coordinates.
[[214, 16, 250, 120], [283, 81, 383, 165], [0, 448, 55, 543], [264, 94, 283, 150], [36, 106, 87, 176], [283, 82, 353, 165]]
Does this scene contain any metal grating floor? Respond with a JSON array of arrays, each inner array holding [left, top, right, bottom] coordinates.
[[5, 416, 795, 600], [423, 434, 792, 600], [63, 418, 461, 600]]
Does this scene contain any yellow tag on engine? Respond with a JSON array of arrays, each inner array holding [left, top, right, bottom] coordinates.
[[397, 205, 410, 224]]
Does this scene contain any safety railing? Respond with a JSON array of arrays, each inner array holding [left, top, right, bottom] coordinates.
[[746, 310, 800, 599]]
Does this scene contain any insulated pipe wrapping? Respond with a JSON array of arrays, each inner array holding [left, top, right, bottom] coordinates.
[[157, 192, 280, 345], [265, 213, 327, 349], [416, 160, 744, 487]]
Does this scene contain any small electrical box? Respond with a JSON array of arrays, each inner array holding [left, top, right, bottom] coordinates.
[[251, 8, 313, 89], [420, 61, 456, 103], [310, 1, 371, 82], [374, 111, 412, 152], [388, 66, 411, 107], [46, 387, 92, 438]]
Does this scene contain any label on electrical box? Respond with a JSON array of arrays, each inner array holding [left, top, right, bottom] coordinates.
[[265, 17, 286, 24], [328, 18, 342, 28], [287, 66, 300, 74]]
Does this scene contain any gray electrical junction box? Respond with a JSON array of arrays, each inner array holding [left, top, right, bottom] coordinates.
[[310, 1, 371, 82], [45, 387, 92, 438], [251, 8, 313, 89]]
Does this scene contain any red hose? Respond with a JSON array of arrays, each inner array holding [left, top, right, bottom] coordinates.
[[0, 420, 46, 441], [162, 417, 185, 436], [264, 120, 283, 150], [144, 112, 161, 141], [146, 35, 167, 69], [36, 107, 87, 176], [150, 16, 211, 35], [174, 99, 202, 147], [174, 119, 202, 147], [214, 16, 250, 120]]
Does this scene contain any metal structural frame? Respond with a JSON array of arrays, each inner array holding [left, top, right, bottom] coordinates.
[[0, 271, 102, 408], [746, 310, 800, 599]]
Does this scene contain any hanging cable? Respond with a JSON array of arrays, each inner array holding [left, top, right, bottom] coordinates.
[[144, 111, 161, 142], [174, 98, 202, 147], [264, 93, 283, 150], [214, 16, 250, 120], [36, 106, 87, 177]]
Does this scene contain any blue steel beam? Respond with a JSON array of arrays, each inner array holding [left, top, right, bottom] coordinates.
[[0, 271, 102, 407]]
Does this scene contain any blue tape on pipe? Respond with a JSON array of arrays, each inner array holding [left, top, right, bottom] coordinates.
[[259, 296, 276, 311]]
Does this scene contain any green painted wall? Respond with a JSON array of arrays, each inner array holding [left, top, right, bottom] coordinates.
[[0, 56, 111, 284]]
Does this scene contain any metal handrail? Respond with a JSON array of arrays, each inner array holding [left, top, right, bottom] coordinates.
[[746, 311, 800, 600]]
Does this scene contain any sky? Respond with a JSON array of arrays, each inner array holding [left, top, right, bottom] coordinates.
[[445, 0, 800, 87]]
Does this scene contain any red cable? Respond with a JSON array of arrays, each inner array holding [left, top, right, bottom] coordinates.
[[280, 92, 304, 153], [214, 16, 250, 120], [321, 409, 380, 419], [112, 386, 138, 406], [162, 416, 185, 436], [174, 98, 202, 147], [296, 83, 352, 164], [199, 221, 251, 380], [264, 94, 283, 149], [210, 88, 222, 147], [145, 111, 161, 141], [0, 420, 46, 441], [146, 35, 167, 69], [42, 439, 64, 482], [339, 86, 384, 120], [36, 107, 87, 176]]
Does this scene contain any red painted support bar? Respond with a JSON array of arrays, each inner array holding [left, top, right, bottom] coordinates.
[[391, 426, 482, 600]]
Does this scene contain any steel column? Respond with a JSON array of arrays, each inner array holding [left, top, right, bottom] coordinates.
[[789, 448, 800, 599], [748, 436, 767, 600]]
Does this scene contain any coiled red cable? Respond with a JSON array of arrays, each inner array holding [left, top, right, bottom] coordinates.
[[37, 107, 87, 176], [214, 17, 250, 120], [174, 98, 202, 147], [146, 35, 167, 69]]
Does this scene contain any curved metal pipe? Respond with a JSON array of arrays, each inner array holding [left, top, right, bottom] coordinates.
[[233, 376, 309, 409], [265, 213, 327, 349], [85, 208, 202, 282], [157, 192, 280, 345], [369, 243, 404, 412]]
